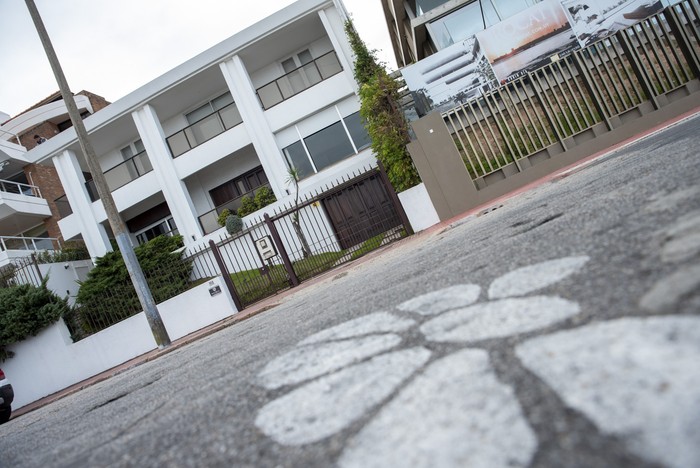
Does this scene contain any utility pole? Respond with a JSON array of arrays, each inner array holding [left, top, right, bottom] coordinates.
[[25, 0, 171, 348]]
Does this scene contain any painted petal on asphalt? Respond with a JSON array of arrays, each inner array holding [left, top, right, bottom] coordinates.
[[488, 256, 589, 300], [258, 334, 402, 390], [255, 347, 431, 446], [299, 312, 416, 345], [516, 316, 700, 468], [421, 296, 579, 343], [338, 349, 536, 468], [396, 284, 481, 315]]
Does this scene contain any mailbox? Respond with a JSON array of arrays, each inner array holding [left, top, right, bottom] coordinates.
[[254, 235, 277, 260]]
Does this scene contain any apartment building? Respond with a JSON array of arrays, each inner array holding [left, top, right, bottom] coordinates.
[[23, 0, 375, 260], [0, 91, 109, 265], [382, 0, 543, 66]]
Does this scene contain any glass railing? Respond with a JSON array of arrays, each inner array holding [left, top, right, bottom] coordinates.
[[0, 235, 58, 252], [198, 184, 271, 234], [84, 150, 153, 201], [256, 51, 343, 110], [54, 195, 73, 217], [166, 102, 243, 158], [0, 179, 41, 198]]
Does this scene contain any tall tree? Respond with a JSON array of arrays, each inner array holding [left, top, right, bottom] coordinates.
[[344, 21, 420, 192]]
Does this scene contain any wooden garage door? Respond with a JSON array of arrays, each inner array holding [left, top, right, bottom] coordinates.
[[322, 173, 401, 250]]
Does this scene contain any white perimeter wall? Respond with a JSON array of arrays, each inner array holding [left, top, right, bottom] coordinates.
[[3, 276, 237, 409]]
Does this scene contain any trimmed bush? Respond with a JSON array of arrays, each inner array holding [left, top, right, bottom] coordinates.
[[217, 208, 231, 227], [237, 195, 257, 217], [225, 214, 244, 235], [0, 280, 69, 361], [254, 186, 276, 209]]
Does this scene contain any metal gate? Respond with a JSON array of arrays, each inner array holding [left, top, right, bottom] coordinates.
[[190, 164, 413, 308]]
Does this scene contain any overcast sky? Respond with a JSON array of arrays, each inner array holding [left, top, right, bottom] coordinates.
[[0, 0, 395, 117]]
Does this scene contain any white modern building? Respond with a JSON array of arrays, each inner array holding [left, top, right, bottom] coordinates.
[[22, 0, 376, 259]]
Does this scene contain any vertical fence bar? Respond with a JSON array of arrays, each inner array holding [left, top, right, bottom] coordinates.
[[528, 72, 568, 149], [664, 7, 700, 79], [616, 29, 661, 109], [573, 51, 612, 129], [208, 239, 243, 311], [30, 253, 43, 285], [264, 213, 299, 287]]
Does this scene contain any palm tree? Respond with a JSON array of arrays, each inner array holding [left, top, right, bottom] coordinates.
[[286, 167, 311, 258]]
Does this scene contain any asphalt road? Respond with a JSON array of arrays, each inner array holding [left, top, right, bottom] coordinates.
[[2, 114, 699, 468]]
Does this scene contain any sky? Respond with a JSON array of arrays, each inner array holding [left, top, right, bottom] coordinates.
[[0, 0, 396, 118]]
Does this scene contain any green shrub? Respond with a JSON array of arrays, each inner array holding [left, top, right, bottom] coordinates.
[[35, 240, 91, 264], [0, 279, 69, 361], [225, 214, 244, 235], [254, 186, 276, 209], [237, 195, 257, 217], [0, 264, 16, 288], [73, 235, 192, 334], [217, 208, 231, 227]]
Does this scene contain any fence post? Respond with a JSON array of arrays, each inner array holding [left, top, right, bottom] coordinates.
[[377, 161, 414, 236], [30, 253, 44, 285], [663, 7, 700, 80], [616, 29, 661, 110], [264, 213, 300, 287], [208, 239, 243, 311]]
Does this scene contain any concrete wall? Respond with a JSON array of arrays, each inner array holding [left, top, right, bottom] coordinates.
[[3, 275, 237, 409]]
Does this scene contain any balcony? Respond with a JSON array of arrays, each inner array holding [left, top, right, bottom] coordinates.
[[197, 183, 271, 235], [166, 102, 243, 158], [0, 179, 41, 198], [256, 51, 343, 110], [85, 150, 153, 201], [0, 235, 57, 253]]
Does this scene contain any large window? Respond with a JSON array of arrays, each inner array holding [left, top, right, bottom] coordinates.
[[209, 166, 269, 207], [282, 111, 371, 180], [186, 92, 234, 125], [427, 0, 539, 49]]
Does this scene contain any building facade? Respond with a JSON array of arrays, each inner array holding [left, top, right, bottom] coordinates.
[[0, 91, 109, 265], [24, 0, 375, 260]]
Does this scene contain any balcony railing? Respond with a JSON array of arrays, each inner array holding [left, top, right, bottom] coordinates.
[[198, 183, 271, 234], [0, 179, 41, 198], [54, 195, 73, 217], [0, 235, 58, 252], [84, 150, 153, 201], [166, 102, 243, 158], [256, 51, 343, 110]]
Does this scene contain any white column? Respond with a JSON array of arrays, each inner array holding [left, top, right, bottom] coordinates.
[[219, 56, 287, 196], [131, 104, 203, 243], [53, 149, 111, 258], [319, 7, 358, 93]]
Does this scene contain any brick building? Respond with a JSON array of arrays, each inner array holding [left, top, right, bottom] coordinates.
[[0, 91, 109, 262]]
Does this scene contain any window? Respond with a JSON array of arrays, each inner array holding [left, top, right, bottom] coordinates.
[[186, 92, 234, 125], [281, 49, 322, 95], [208, 166, 269, 207], [282, 111, 371, 180], [120, 139, 145, 160], [304, 121, 355, 172], [135, 217, 178, 245]]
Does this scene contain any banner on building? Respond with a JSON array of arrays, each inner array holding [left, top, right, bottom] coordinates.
[[476, 0, 580, 84], [561, 0, 663, 46]]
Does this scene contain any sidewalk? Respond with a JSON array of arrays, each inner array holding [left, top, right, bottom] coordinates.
[[12, 103, 700, 420]]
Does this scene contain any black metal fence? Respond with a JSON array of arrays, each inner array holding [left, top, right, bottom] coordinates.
[[0, 255, 43, 289], [186, 164, 412, 308]]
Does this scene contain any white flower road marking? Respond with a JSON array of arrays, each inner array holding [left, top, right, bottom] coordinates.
[[516, 316, 700, 468], [255, 256, 590, 463], [338, 349, 537, 468]]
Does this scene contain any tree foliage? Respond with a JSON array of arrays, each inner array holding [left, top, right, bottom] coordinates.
[[344, 20, 420, 192], [0, 280, 69, 361]]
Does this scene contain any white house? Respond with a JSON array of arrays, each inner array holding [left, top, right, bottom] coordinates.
[[23, 0, 377, 259]]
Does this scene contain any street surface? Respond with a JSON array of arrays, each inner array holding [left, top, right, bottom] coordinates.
[[1, 115, 699, 467]]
